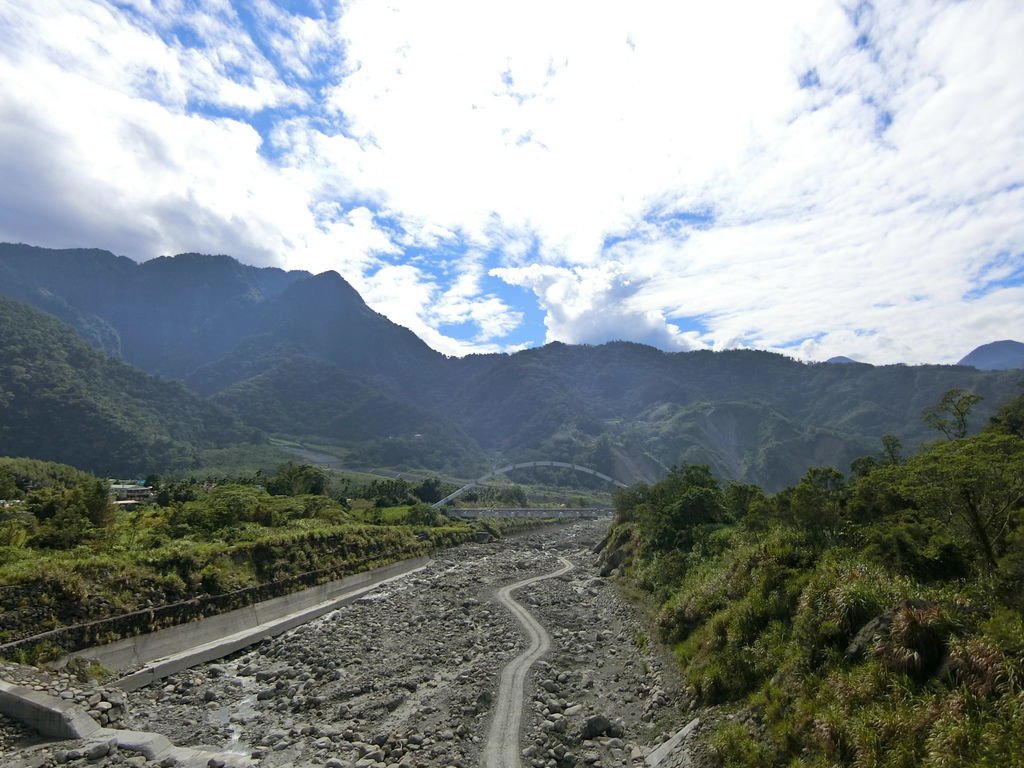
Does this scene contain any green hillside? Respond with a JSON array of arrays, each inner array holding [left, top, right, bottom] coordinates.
[[0, 297, 257, 475], [212, 355, 486, 474]]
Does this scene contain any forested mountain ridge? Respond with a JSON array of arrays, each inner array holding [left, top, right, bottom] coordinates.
[[434, 342, 1021, 488], [0, 297, 258, 475], [0, 244, 309, 371], [0, 243, 446, 395], [1, 243, 1021, 488], [210, 355, 486, 474]]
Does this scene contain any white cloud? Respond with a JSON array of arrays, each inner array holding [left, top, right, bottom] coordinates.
[[492, 262, 703, 351], [430, 252, 523, 342], [0, 2, 376, 272], [356, 262, 515, 357], [315, 0, 1024, 361], [0, 0, 1021, 362], [355, 252, 523, 356]]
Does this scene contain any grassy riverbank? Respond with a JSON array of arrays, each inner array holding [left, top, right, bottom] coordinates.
[[602, 392, 1024, 767], [0, 458, 551, 661]]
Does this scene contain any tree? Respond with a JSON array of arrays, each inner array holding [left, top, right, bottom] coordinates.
[[635, 465, 726, 551], [366, 478, 414, 507], [784, 466, 847, 539], [894, 432, 1024, 575], [612, 483, 649, 523], [923, 388, 983, 440], [499, 486, 528, 507], [850, 455, 880, 479], [851, 435, 904, 480], [986, 390, 1024, 438], [880, 434, 903, 464], [407, 503, 445, 526], [266, 462, 327, 496], [724, 482, 766, 520], [0, 466, 17, 499], [412, 477, 445, 504]]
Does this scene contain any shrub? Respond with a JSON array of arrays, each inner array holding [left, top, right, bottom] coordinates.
[[709, 720, 774, 768], [795, 556, 917, 658]]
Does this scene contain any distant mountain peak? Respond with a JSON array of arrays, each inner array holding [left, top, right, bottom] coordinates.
[[958, 340, 1024, 370], [278, 268, 368, 307], [824, 355, 864, 365]]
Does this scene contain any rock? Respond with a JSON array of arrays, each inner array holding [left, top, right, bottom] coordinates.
[[85, 741, 110, 761], [581, 715, 612, 739]]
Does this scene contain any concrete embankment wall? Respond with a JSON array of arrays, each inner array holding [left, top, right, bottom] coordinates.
[[0, 678, 254, 766], [0, 679, 100, 740], [60, 556, 429, 690]]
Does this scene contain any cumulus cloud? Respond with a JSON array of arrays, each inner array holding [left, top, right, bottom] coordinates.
[[356, 261, 519, 357], [0, 0, 1021, 361], [356, 251, 523, 357], [321, 0, 1024, 361], [492, 262, 703, 351]]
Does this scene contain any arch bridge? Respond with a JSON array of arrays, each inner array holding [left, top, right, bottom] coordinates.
[[431, 460, 629, 509]]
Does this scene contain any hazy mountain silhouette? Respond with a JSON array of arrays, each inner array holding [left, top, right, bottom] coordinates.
[[958, 340, 1024, 371]]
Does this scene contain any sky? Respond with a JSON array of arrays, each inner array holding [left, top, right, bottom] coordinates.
[[0, 1, 1022, 364]]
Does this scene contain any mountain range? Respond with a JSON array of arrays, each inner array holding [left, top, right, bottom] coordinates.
[[1, 242, 1021, 489]]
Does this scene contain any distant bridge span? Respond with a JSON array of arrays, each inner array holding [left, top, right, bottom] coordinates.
[[448, 508, 613, 520], [431, 461, 630, 509]]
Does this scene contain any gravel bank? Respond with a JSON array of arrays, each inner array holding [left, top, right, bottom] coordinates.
[[2, 521, 705, 767]]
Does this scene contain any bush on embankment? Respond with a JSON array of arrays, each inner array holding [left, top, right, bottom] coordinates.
[[601, 392, 1024, 767]]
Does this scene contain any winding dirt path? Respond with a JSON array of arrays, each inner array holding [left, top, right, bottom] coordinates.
[[484, 556, 574, 768]]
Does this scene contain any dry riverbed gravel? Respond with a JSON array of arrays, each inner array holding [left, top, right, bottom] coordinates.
[[1, 521, 705, 768]]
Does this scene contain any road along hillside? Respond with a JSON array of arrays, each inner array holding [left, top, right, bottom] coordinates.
[[2, 521, 696, 768]]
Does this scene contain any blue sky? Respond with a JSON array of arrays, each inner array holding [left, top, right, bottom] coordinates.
[[0, 0, 1022, 363]]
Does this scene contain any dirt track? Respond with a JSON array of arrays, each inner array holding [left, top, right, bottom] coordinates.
[[483, 556, 573, 768]]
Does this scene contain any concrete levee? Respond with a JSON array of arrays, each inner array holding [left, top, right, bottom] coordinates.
[[0, 680, 100, 740], [0, 679, 253, 766], [58, 556, 429, 689]]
